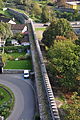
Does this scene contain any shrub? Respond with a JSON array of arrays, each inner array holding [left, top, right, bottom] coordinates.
[[0, 46, 29, 53]]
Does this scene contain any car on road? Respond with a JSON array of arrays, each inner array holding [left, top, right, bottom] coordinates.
[[24, 70, 29, 78]]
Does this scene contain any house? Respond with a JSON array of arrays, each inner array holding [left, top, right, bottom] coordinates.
[[66, 1, 80, 10], [11, 24, 27, 34], [70, 21, 80, 35]]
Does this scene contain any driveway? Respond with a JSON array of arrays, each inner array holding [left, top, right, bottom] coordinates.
[[0, 74, 35, 120]]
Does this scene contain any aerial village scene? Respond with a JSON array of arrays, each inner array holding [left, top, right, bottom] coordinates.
[[0, 0, 80, 120]]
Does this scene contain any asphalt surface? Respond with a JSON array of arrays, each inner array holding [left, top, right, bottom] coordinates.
[[0, 74, 35, 120]]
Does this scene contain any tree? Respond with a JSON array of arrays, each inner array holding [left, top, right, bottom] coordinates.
[[31, 3, 42, 16], [48, 40, 80, 90], [0, 0, 4, 9], [41, 5, 55, 23], [0, 22, 13, 40], [42, 18, 77, 47]]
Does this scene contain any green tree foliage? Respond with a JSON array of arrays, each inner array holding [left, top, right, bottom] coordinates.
[[0, 22, 13, 40], [31, 2, 42, 16], [62, 92, 80, 120], [55, 10, 80, 21], [41, 6, 50, 23], [42, 18, 77, 47], [41, 5, 55, 23], [48, 40, 80, 90], [0, 0, 4, 9]]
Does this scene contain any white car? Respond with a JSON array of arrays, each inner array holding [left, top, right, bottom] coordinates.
[[24, 70, 29, 78]]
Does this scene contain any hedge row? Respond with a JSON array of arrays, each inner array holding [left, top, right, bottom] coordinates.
[[0, 46, 30, 53]]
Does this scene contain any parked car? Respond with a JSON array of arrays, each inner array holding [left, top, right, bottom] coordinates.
[[24, 70, 29, 78], [43, 23, 50, 26]]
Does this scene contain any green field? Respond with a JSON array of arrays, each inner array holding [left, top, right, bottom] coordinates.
[[4, 60, 32, 69], [3, 52, 32, 69]]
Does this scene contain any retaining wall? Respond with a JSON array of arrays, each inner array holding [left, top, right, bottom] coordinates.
[[30, 20, 60, 120], [3, 69, 24, 74]]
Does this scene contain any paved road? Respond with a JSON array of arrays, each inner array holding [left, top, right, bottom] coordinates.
[[0, 74, 35, 120]]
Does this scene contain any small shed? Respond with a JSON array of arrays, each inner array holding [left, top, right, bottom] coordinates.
[[0, 56, 4, 73]]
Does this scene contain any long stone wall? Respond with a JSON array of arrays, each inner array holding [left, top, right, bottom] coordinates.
[[29, 19, 60, 120]]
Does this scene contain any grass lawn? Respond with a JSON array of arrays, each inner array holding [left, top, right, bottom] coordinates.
[[0, 87, 11, 105], [35, 27, 46, 40], [4, 60, 32, 69], [35, 27, 46, 31], [0, 84, 15, 119]]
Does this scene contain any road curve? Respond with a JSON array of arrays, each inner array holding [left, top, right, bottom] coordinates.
[[0, 74, 35, 120]]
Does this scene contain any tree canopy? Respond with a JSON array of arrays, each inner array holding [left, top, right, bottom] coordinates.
[[48, 40, 80, 90], [0, 0, 4, 9], [0, 22, 13, 40], [31, 2, 42, 16], [42, 18, 77, 47]]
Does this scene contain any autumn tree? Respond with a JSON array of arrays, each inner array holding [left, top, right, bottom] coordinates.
[[42, 18, 77, 47], [62, 92, 80, 120]]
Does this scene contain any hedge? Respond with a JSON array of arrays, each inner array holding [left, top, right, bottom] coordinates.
[[0, 45, 30, 53]]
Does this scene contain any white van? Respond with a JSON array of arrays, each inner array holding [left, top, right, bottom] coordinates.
[[24, 70, 29, 78]]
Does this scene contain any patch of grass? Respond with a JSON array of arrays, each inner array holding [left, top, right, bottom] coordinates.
[[35, 27, 46, 31], [4, 60, 32, 69], [0, 84, 15, 119]]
